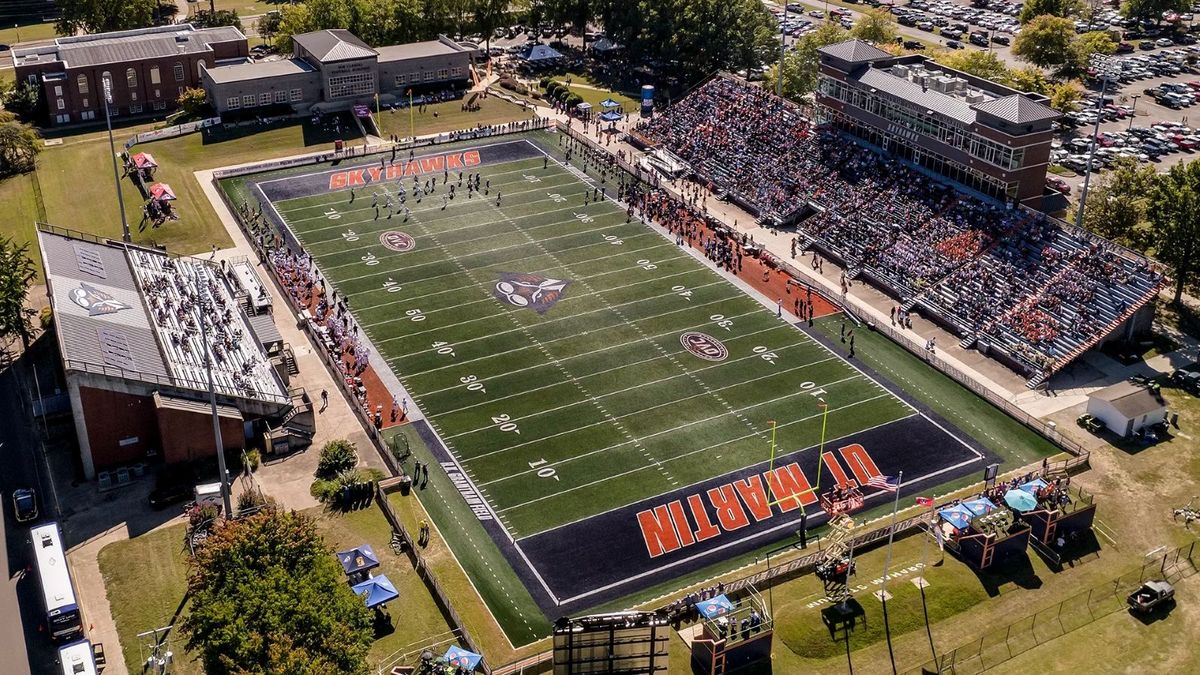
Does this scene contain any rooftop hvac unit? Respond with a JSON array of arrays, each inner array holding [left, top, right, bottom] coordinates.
[[892, 64, 910, 78], [948, 77, 968, 92], [928, 76, 952, 93], [965, 92, 988, 104]]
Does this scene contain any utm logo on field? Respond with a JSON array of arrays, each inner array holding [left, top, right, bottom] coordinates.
[[493, 272, 570, 314]]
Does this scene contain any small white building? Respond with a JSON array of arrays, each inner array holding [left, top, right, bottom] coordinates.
[[1085, 381, 1167, 437]]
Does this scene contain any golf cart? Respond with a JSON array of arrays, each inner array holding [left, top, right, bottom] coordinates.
[[1127, 580, 1175, 613], [1076, 414, 1104, 433]]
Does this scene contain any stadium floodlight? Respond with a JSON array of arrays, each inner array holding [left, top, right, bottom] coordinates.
[[1074, 54, 1121, 231], [102, 77, 132, 243]]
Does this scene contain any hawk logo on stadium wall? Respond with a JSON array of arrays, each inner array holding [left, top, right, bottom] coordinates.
[[493, 272, 569, 314], [69, 283, 131, 316], [680, 332, 728, 361], [380, 231, 416, 252]]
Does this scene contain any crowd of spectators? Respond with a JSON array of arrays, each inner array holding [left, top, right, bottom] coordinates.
[[640, 75, 1165, 377]]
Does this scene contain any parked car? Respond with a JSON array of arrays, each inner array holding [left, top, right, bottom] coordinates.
[[1127, 580, 1175, 613], [12, 488, 37, 522], [991, 34, 1010, 45], [148, 467, 198, 510], [946, 39, 963, 49], [1076, 414, 1104, 433], [1046, 176, 1071, 194]]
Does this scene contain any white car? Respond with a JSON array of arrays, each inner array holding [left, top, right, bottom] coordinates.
[[809, 10, 824, 18]]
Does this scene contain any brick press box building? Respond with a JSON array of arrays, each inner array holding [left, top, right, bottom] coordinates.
[[12, 23, 248, 126], [815, 40, 1060, 209], [200, 30, 476, 116], [36, 226, 314, 482]]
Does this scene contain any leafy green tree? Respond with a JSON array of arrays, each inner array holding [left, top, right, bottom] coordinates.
[[257, 11, 283, 43], [181, 509, 373, 675], [56, 0, 158, 35], [1012, 15, 1077, 70], [935, 48, 1011, 82], [850, 8, 897, 45], [1122, 0, 1190, 26], [0, 114, 40, 178], [0, 236, 38, 349], [2, 82, 42, 121], [473, 0, 512, 50], [317, 439, 358, 477], [1150, 160, 1200, 304], [190, 9, 242, 30], [306, 0, 353, 30], [1063, 30, 1117, 77], [764, 22, 847, 101], [1019, 0, 1082, 24], [1076, 157, 1156, 249], [176, 88, 209, 119], [1006, 65, 1051, 95], [1047, 80, 1084, 112], [273, 4, 313, 51]]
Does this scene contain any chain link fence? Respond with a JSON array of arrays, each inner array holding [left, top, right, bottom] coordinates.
[[906, 540, 1197, 674]]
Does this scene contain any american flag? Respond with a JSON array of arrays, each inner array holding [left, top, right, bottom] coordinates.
[[867, 475, 899, 492]]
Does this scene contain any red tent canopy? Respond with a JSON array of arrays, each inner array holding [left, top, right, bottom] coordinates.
[[149, 183, 176, 201], [131, 152, 158, 169]]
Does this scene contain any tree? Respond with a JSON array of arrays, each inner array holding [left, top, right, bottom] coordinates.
[[176, 88, 209, 119], [273, 4, 313, 51], [317, 439, 358, 477], [0, 115, 40, 178], [57, 0, 158, 35], [935, 48, 1010, 82], [1064, 30, 1117, 77], [190, 9, 242, 30], [257, 11, 283, 43], [473, 0, 511, 51], [1150, 161, 1200, 304], [763, 22, 847, 101], [0, 237, 38, 349], [1012, 15, 1077, 70], [1018, 0, 1082, 24], [182, 509, 373, 675], [850, 8, 897, 45], [1047, 80, 1084, 112], [2, 82, 42, 121], [1006, 65, 1051, 95], [1122, 0, 1190, 26], [1076, 157, 1156, 248]]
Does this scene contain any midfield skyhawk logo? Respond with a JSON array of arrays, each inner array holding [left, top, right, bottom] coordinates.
[[680, 331, 728, 361], [493, 272, 569, 314], [69, 283, 131, 316]]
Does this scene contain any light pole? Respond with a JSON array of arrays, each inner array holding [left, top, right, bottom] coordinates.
[[196, 270, 234, 518], [1074, 55, 1120, 231], [1129, 94, 1141, 130], [102, 78, 132, 243]]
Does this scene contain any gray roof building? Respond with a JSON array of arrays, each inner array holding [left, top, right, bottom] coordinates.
[[13, 24, 244, 69], [818, 39, 893, 65], [292, 29, 377, 62], [972, 94, 1060, 125], [202, 58, 317, 85]]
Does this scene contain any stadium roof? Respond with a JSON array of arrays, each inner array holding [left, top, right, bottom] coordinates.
[[851, 67, 977, 124], [818, 39, 893, 64], [971, 94, 1060, 124], [293, 29, 376, 63], [13, 24, 244, 69]]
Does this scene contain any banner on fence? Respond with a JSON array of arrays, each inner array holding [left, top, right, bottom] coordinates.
[[132, 117, 222, 145]]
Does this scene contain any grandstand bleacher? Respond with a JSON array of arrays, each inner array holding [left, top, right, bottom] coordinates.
[[635, 75, 1165, 386]]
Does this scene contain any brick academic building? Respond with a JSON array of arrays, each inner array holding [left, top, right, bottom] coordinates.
[[13, 23, 247, 126], [815, 40, 1060, 209]]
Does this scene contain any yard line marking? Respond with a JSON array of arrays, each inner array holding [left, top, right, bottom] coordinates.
[[494, 392, 895, 513], [425, 325, 803, 413], [373, 286, 745, 345], [457, 357, 832, 444], [463, 372, 868, 465], [357, 264, 704, 318]]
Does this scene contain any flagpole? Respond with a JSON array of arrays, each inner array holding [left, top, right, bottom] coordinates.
[[879, 470, 903, 675], [919, 506, 938, 663], [408, 90, 415, 140]]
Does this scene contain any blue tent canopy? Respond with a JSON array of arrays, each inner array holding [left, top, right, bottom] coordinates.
[[351, 575, 399, 608], [599, 111, 622, 122], [444, 645, 483, 671], [1018, 478, 1049, 493], [938, 504, 974, 530], [697, 594, 735, 619], [600, 98, 621, 108], [962, 497, 997, 517], [336, 544, 379, 576], [521, 44, 563, 62]]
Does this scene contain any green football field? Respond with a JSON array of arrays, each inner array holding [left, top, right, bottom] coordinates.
[[252, 133, 916, 539]]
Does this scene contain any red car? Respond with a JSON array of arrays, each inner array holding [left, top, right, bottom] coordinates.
[[1046, 177, 1071, 194]]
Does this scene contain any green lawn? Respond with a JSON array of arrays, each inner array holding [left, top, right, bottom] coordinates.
[[0, 173, 43, 277], [97, 525, 203, 675], [97, 506, 457, 674], [0, 21, 58, 46], [372, 96, 537, 140], [202, 0, 288, 16]]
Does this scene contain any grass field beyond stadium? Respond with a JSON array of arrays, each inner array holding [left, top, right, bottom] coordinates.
[[221, 131, 988, 623]]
